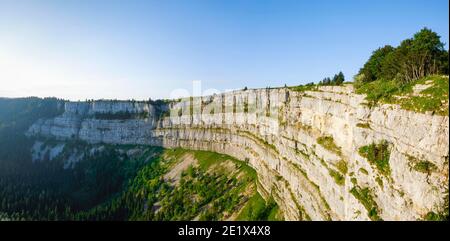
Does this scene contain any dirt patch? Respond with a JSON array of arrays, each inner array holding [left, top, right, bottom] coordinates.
[[164, 153, 198, 185], [205, 159, 240, 177]]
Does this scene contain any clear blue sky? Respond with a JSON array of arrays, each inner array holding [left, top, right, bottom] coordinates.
[[0, 0, 448, 100]]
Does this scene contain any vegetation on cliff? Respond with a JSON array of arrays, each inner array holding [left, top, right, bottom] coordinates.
[[354, 28, 449, 115], [356, 75, 449, 115], [317, 136, 342, 156], [355, 28, 448, 85], [424, 192, 449, 221], [350, 185, 382, 221], [358, 141, 391, 177], [289, 28, 449, 116]]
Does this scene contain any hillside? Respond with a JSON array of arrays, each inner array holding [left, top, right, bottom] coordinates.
[[0, 135, 281, 220], [15, 75, 448, 221]]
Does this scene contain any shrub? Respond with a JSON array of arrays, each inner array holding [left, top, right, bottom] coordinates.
[[335, 160, 348, 175], [413, 161, 437, 174], [350, 186, 382, 221], [359, 168, 369, 175], [358, 141, 391, 177], [317, 136, 342, 156], [329, 169, 345, 186]]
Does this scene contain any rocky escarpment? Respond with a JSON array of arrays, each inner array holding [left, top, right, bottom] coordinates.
[[27, 85, 449, 221]]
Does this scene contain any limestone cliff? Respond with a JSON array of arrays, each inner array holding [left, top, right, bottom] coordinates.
[[27, 84, 449, 221]]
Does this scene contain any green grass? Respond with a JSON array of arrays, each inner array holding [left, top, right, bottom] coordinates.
[[192, 150, 257, 180], [359, 168, 369, 175], [406, 153, 438, 175], [236, 193, 266, 220], [335, 160, 348, 175], [424, 212, 447, 221], [329, 169, 345, 186], [356, 79, 400, 105], [193, 150, 229, 170], [413, 160, 437, 174], [356, 75, 449, 115], [358, 141, 391, 177], [317, 136, 342, 156], [232, 159, 258, 181], [400, 96, 443, 114], [375, 176, 383, 189], [356, 123, 371, 129], [350, 186, 382, 221], [399, 75, 449, 115], [424, 193, 448, 221], [164, 148, 190, 164], [236, 193, 280, 221], [289, 83, 318, 92], [267, 205, 282, 221]]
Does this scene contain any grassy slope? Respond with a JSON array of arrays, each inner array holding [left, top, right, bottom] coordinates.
[[236, 193, 282, 221], [290, 75, 449, 115], [0, 138, 283, 221], [355, 75, 449, 115], [138, 148, 280, 221]]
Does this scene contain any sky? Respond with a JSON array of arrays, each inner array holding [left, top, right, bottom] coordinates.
[[0, 0, 448, 100]]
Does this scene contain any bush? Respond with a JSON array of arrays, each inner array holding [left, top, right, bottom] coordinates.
[[317, 136, 342, 156], [350, 186, 382, 221], [336, 160, 348, 175], [358, 141, 391, 177], [329, 169, 345, 186]]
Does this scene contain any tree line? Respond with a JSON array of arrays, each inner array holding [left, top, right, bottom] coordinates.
[[355, 28, 448, 85], [319, 71, 345, 86]]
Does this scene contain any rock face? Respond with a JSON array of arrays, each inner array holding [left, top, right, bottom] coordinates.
[[27, 85, 449, 221]]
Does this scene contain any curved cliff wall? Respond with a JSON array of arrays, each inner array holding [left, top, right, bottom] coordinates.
[[27, 85, 449, 221]]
